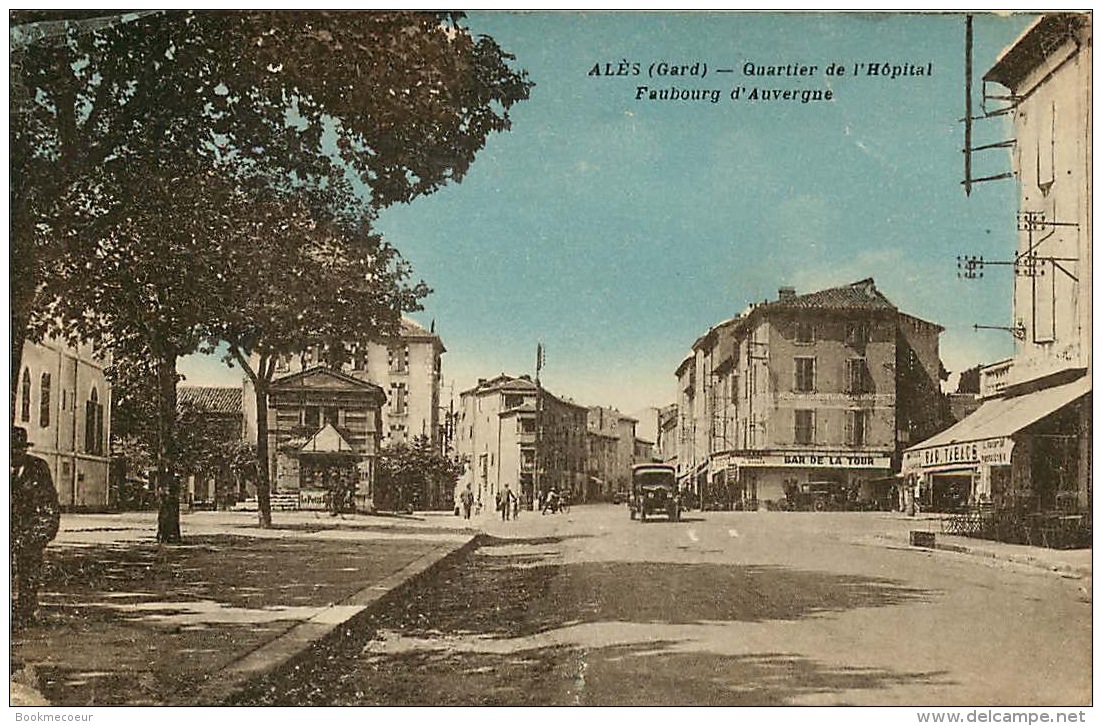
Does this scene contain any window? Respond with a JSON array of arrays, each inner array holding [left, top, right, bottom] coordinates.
[[388, 345, 409, 374], [324, 407, 341, 427], [793, 321, 815, 345], [845, 322, 870, 349], [846, 410, 867, 448], [39, 373, 51, 428], [304, 406, 321, 429], [794, 357, 816, 393], [794, 410, 815, 445], [353, 347, 369, 371], [845, 358, 870, 395], [519, 417, 536, 434], [275, 354, 290, 372], [20, 368, 31, 422], [390, 383, 408, 415], [85, 387, 104, 455]]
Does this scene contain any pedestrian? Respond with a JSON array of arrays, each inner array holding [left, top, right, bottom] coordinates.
[[500, 484, 517, 522], [511, 492, 520, 520], [10, 427, 61, 628], [542, 486, 560, 515], [461, 484, 474, 520]]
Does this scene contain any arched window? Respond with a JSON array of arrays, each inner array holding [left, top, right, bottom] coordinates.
[[20, 368, 31, 422], [85, 387, 104, 455], [39, 373, 51, 428]]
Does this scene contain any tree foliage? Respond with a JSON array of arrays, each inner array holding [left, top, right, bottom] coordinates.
[[208, 200, 430, 527], [376, 436, 463, 512], [10, 10, 531, 539]]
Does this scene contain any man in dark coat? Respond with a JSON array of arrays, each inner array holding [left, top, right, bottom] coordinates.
[[11, 426, 61, 627]]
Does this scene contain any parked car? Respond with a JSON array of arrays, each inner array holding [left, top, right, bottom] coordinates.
[[629, 463, 681, 522], [611, 490, 628, 505], [785, 481, 848, 511]]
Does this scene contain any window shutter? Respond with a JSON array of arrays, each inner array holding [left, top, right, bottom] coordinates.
[[845, 411, 854, 446]]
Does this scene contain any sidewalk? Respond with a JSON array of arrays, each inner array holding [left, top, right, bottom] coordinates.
[[861, 514, 1092, 581], [10, 509, 479, 706]]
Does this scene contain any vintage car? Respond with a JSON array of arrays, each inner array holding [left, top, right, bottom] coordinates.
[[785, 480, 848, 511], [629, 463, 681, 522]]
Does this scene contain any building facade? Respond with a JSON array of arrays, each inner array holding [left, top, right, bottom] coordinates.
[[243, 317, 445, 510], [259, 318, 445, 450], [681, 279, 947, 510], [456, 374, 588, 511], [905, 14, 1091, 515], [656, 403, 679, 465], [249, 366, 386, 511], [16, 338, 111, 509], [586, 406, 638, 501]]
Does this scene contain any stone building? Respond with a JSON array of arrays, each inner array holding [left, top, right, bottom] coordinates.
[[905, 14, 1091, 515], [243, 317, 445, 509], [586, 406, 638, 501], [259, 366, 385, 511], [456, 374, 588, 510], [680, 279, 948, 510], [265, 318, 445, 449], [656, 403, 679, 466], [16, 337, 111, 509]]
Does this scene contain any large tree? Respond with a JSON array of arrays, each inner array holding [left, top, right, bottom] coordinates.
[[43, 169, 250, 541], [12, 11, 531, 539], [207, 204, 429, 528]]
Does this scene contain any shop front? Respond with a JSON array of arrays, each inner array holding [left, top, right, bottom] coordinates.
[[730, 450, 894, 510], [903, 374, 1090, 515]]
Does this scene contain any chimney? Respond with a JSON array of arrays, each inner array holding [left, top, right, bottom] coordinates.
[[778, 286, 796, 301], [477, 378, 487, 386]]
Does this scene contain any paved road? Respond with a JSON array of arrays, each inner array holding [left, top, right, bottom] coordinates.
[[236, 505, 1091, 706]]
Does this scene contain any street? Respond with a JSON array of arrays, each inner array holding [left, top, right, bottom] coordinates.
[[233, 505, 1090, 707]]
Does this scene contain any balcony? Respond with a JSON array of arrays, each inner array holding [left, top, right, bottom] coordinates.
[[979, 358, 1014, 400]]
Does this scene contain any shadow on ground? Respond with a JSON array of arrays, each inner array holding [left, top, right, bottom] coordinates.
[[235, 639, 950, 706], [232, 534, 938, 705], [367, 539, 932, 639], [13, 536, 441, 706]]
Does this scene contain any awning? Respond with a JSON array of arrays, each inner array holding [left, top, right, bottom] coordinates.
[[903, 375, 1090, 473]]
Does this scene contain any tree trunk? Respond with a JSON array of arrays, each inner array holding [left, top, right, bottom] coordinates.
[[253, 381, 273, 528], [155, 352, 182, 543]]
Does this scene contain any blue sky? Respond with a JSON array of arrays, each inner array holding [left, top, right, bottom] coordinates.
[[180, 11, 1039, 418]]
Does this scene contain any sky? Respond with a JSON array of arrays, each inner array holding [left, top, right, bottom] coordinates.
[[179, 11, 1040, 421]]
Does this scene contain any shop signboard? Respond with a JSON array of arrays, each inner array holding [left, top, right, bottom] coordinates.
[[732, 452, 892, 469], [299, 488, 329, 511], [903, 437, 1014, 473]]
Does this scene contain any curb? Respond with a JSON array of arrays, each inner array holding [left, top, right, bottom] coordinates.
[[867, 534, 1092, 580], [191, 533, 480, 706]]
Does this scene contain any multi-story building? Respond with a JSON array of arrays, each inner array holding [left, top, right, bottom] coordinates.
[[682, 279, 948, 510], [585, 428, 618, 502], [905, 14, 1091, 514], [265, 318, 445, 448], [586, 406, 638, 501], [253, 366, 386, 511], [16, 338, 111, 509], [633, 437, 655, 464], [456, 374, 588, 510], [656, 403, 679, 465], [243, 317, 445, 509]]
